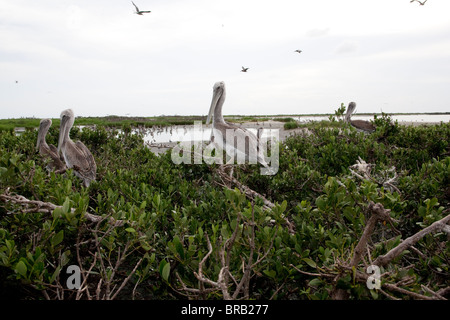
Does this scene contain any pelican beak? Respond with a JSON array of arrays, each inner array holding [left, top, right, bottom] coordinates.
[[58, 115, 68, 154], [206, 87, 221, 125]]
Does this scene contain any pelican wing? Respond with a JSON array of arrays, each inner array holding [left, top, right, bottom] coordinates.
[[131, 1, 139, 11], [40, 144, 66, 171], [75, 141, 97, 174], [49, 144, 66, 163], [215, 122, 266, 166], [350, 120, 376, 132]]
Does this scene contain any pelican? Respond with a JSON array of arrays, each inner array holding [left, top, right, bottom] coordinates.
[[58, 109, 97, 187], [241, 66, 249, 72], [206, 81, 268, 168], [294, 50, 302, 54], [131, 1, 151, 15], [345, 102, 376, 133], [36, 119, 66, 172]]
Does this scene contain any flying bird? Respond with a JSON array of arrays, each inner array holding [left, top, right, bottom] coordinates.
[[410, 0, 427, 5], [131, 1, 151, 15], [58, 109, 97, 187], [345, 102, 376, 133], [206, 81, 268, 169], [36, 119, 67, 172], [295, 50, 302, 54], [241, 66, 249, 72]]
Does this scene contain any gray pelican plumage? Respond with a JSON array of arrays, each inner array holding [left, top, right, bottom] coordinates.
[[206, 81, 268, 168], [36, 119, 66, 172], [131, 1, 151, 15], [241, 66, 249, 72], [345, 102, 376, 133], [58, 109, 97, 187]]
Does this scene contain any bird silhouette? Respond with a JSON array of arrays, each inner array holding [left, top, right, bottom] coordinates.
[[410, 0, 427, 5], [241, 66, 249, 72], [132, 1, 151, 15], [295, 50, 302, 54]]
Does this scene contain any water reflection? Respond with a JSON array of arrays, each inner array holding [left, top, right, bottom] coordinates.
[[143, 125, 279, 144]]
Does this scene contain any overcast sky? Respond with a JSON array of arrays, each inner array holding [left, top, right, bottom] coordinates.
[[1, 0, 450, 119]]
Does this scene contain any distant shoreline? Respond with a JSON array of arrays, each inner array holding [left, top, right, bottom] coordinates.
[[2, 113, 449, 133]]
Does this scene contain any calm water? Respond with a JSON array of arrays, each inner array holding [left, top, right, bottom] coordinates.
[[292, 114, 450, 123], [143, 125, 279, 144], [144, 114, 449, 144]]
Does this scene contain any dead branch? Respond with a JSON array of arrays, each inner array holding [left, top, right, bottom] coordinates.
[[350, 201, 393, 267], [214, 168, 295, 235], [215, 167, 274, 210], [182, 205, 278, 300], [0, 191, 124, 227], [349, 157, 400, 194], [373, 213, 450, 267], [193, 234, 232, 299]]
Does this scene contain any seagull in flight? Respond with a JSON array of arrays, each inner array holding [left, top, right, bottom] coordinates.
[[295, 50, 302, 54], [410, 0, 427, 5], [241, 66, 249, 72], [132, 1, 151, 15]]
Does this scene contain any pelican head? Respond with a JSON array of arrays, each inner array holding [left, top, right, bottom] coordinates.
[[58, 108, 75, 153], [206, 81, 226, 125], [36, 118, 52, 151]]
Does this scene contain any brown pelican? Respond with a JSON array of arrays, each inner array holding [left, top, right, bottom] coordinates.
[[241, 66, 249, 72], [294, 50, 302, 54], [131, 1, 151, 15], [58, 109, 97, 187], [36, 119, 66, 172], [206, 81, 268, 168], [345, 102, 376, 133]]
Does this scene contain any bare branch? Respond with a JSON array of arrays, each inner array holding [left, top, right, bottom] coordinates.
[[374, 213, 450, 267], [0, 191, 124, 226]]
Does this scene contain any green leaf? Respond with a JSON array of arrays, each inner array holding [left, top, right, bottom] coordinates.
[[61, 250, 71, 266], [15, 260, 27, 277], [308, 278, 322, 287], [370, 289, 379, 299], [161, 261, 170, 282], [52, 207, 63, 219], [62, 197, 70, 214], [316, 197, 326, 211], [303, 258, 317, 268], [263, 269, 276, 279], [173, 236, 185, 260], [125, 227, 136, 233], [51, 230, 64, 247], [50, 266, 62, 283]]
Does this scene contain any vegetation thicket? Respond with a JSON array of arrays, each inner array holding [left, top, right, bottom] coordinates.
[[0, 111, 449, 300]]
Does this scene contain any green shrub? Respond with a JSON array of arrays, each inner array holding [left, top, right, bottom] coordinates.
[[0, 119, 449, 300]]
